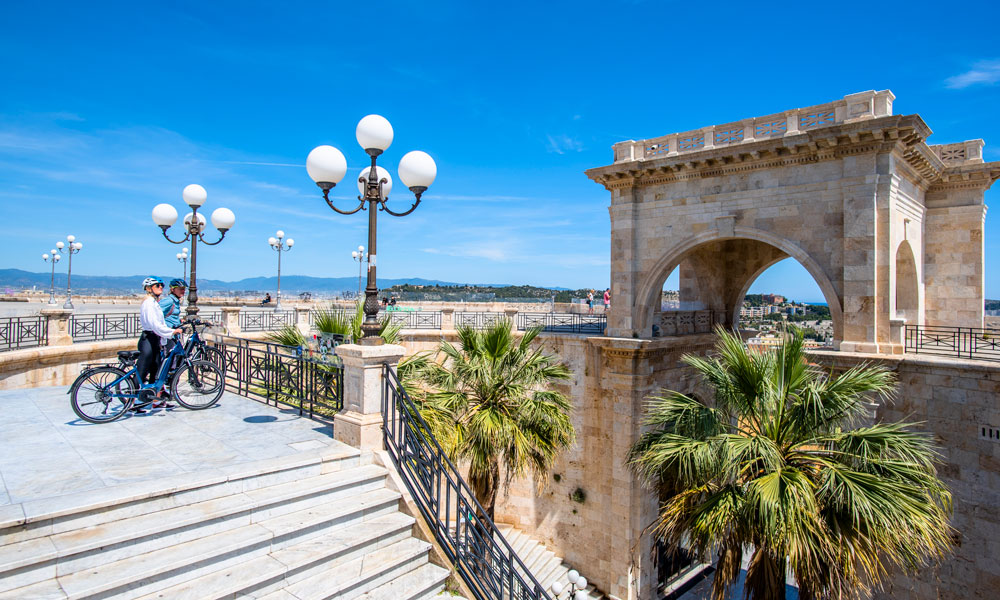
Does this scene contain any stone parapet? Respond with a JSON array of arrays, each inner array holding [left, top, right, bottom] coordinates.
[[0, 339, 134, 390], [333, 343, 406, 451]]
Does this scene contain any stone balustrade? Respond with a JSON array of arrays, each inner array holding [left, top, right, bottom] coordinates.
[[612, 90, 896, 163], [653, 310, 724, 337], [928, 139, 985, 164]]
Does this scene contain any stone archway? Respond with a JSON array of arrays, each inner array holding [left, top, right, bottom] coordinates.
[[635, 226, 845, 345]]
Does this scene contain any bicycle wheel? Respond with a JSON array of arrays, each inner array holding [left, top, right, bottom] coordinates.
[[191, 344, 226, 373], [70, 366, 136, 423], [170, 359, 225, 410]]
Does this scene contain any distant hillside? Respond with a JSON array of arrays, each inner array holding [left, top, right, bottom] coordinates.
[[0, 268, 465, 295]]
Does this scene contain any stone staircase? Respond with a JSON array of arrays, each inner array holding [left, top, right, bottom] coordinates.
[[495, 524, 602, 599], [0, 445, 450, 600]]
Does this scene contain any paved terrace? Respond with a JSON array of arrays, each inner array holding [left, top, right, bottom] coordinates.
[[0, 386, 349, 506]]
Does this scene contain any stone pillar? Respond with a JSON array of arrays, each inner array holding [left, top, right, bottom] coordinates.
[[503, 308, 518, 327], [888, 318, 905, 354], [220, 307, 241, 335], [440, 307, 455, 330], [924, 196, 987, 329], [295, 307, 312, 337], [333, 343, 406, 450], [40, 307, 73, 346]]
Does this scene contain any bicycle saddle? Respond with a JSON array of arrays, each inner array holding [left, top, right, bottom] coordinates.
[[117, 350, 141, 362]]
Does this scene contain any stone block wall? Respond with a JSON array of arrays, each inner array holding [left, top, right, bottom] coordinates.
[[812, 350, 1000, 600]]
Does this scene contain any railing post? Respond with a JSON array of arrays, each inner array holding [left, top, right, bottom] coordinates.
[[888, 318, 905, 355], [333, 342, 406, 450], [40, 307, 73, 346], [504, 308, 518, 328], [220, 306, 241, 335], [295, 307, 311, 337], [441, 307, 455, 331]]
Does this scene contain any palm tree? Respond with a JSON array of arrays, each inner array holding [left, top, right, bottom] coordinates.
[[627, 327, 952, 600], [404, 319, 575, 520]]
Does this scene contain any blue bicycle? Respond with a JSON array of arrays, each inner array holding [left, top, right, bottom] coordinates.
[[69, 321, 225, 423]]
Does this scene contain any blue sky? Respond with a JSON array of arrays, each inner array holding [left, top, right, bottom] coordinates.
[[2, 1, 999, 303]]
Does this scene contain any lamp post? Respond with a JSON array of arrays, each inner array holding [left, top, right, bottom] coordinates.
[[61, 235, 83, 309], [306, 115, 437, 344], [177, 247, 189, 279], [42, 250, 61, 305], [351, 245, 366, 300], [268, 230, 294, 311], [152, 184, 236, 318], [551, 570, 589, 600]]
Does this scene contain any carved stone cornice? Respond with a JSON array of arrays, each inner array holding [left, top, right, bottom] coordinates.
[[586, 115, 932, 192], [926, 162, 1000, 194], [601, 347, 667, 360]]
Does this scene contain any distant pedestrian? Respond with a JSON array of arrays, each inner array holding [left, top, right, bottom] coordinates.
[[587, 290, 594, 315], [603, 288, 610, 312]]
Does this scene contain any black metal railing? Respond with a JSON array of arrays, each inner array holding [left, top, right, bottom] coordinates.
[[239, 310, 295, 332], [214, 335, 343, 418], [516, 312, 606, 334], [904, 325, 1000, 362], [382, 366, 551, 600], [0, 316, 47, 351], [385, 310, 442, 329], [455, 312, 506, 329], [68, 310, 223, 343]]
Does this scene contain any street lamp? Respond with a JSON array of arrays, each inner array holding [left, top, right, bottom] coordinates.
[[306, 114, 437, 344], [551, 570, 589, 600], [152, 184, 236, 318], [351, 245, 366, 300], [42, 250, 61, 305], [176, 247, 189, 279], [268, 230, 294, 311], [60, 235, 83, 309]]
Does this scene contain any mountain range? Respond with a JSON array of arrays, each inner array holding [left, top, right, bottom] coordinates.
[[0, 269, 481, 294]]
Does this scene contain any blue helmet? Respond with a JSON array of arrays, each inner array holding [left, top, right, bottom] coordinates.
[[169, 278, 188, 289], [142, 276, 164, 289]]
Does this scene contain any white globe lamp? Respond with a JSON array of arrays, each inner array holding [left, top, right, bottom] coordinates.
[[357, 166, 392, 199], [398, 150, 437, 191], [182, 184, 207, 208], [152, 203, 179, 227], [210, 208, 236, 231], [306, 145, 347, 186], [356, 114, 393, 152]]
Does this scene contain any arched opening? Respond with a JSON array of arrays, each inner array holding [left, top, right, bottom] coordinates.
[[735, 258, 834, 348], [638, 228, 844, 344], [895, 241, 919, 323]]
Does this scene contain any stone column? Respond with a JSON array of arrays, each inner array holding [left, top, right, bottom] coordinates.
[[888, 318, 905, 355], [220, 307, 241, 335], [503, 308, 518, 327], [295, 307, 312, 337], [40, 307, 73, 346], [440, 307, 455, 330], [333, 343, 406, 450]]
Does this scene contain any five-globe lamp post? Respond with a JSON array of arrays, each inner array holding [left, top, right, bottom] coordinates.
[[60, 236, 83, 309], [42, 249, 61, 305], [306, 114, 437, 344], [268, 230, 294, 311], [177, 247, 189, 280], [351, 245, 366, 300], [152, 184, 236, 318]]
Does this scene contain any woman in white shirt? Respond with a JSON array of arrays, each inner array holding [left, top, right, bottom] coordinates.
[[137, 276, 182, 409]]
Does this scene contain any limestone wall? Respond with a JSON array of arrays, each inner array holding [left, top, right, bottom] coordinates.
[[0, 340, 136, 389], [811, 350, 1000, 600]]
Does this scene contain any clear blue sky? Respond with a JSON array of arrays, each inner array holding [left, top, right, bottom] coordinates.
[[2, 1, 998, 303]]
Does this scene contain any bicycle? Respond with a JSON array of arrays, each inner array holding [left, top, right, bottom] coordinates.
[[69, 321, 225, 424]]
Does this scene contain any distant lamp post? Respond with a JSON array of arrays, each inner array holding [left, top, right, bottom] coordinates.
[[268, 230, 294, 311], [351, 245, 366, 300], [551, 570, 588, 600], [152, 184, 236, 318], [61, 235, 83, 309], [176, 247, 189, 279], [42, 250, 61, 305], [306, 114, 437, 344]]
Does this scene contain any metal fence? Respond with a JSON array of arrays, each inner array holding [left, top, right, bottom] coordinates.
[[68, 310, 224, 343], [904, 325, 1000, 362], [213, 335, 343, 418], [455, 312, 507, 329], [239, 310, 295, 332], [385, 310, 442, 329], [516, 312, 606, 335], [382, 366, 551, 600], [0, 316, 47, 351]]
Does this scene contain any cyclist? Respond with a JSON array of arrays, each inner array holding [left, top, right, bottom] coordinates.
[[160, 279, 187, 329], [138, 276, 182, 410]]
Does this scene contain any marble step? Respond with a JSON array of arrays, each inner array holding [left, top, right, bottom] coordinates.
[[41, 494, 405, 600], [261, 536, 433, 600], [0, 465, 390, 593], [0, 444, 362, 545], [351, 563, 450, 600], [131, 512, 417, 600]]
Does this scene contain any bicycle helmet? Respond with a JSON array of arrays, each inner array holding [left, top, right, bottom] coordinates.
[[169, 278, 188, 289], [142, 276, 164, 289]]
